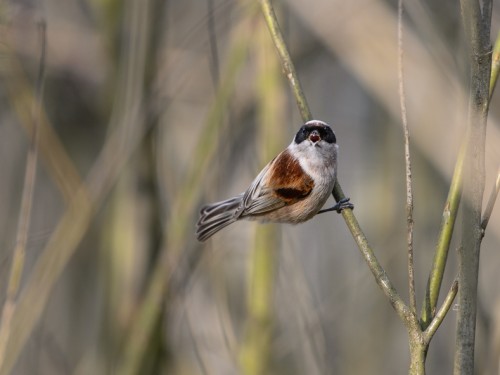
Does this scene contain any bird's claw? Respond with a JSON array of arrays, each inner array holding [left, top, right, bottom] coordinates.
[[318, 197, 354, 214]]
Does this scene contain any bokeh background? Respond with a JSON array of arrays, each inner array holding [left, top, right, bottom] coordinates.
[[0, 0, 499, 374]]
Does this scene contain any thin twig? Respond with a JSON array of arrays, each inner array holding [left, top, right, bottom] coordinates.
[[258, 0, 312, 121], [398, 0, 417, 316], [480, 169, 500, 233], [10, 19, 46, 298], [207, 0, 220, 89], [258, 0, 412, 324], [0, 20, 46, 370], [421, 139, 465, 328], [424, 278, 458, 343]]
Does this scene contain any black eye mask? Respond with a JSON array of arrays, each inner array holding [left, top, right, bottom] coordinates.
[[294, 125, 336, 144]]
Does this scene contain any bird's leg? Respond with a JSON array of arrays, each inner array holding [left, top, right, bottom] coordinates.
[[317, 197, 354, 214]]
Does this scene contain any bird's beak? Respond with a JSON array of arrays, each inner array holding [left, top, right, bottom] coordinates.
[[309, 130, 321, 143]]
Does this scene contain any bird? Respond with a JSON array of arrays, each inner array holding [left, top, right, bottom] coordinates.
[[196, 120, 352, 241]]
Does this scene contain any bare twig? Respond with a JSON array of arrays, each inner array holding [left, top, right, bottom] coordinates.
[[424, 279, 459, 343], [0, 20, 46, 370], [258, 0, 312, 121], [258, 0, 412, 325], [398, 0, 417, 316], [421, 140, 465, 328], [259, 0, 415, 328], [480, 169, 500, 233]]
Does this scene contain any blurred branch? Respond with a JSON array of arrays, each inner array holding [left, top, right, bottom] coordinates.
[[397, 0, 416, 315], [207, 0, 220, 89], [0, 0, 152, 371], [115, 13, 256, 375], [239, 17, 284, 374], [3, 34, 84, 204], [0, 20, 46, 371], [454, 0, 492, 373], [240, 226, 278, 375]]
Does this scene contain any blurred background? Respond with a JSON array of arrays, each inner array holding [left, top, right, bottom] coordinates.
[[0, 0, 499, 374]]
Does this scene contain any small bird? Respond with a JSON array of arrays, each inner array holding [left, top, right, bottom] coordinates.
[[196, 120, 353, 241]]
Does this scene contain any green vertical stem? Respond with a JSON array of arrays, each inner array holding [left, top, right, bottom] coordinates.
[[240, 226, 278, 375], [115, 16, 254, 375], [421, 140, 465, 328], [239, 16, 284, 375]]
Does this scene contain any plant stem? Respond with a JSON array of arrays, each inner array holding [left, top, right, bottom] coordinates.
[[258, 0, 312, 121], [421, 140, 465, 328], [239, 18, 283, 374], [397, 0, 417, 315], [424, 279, 458, 342], [259, 0, 411, 328], [409, 338, 427, 375], [116, 17, 253, 375], [454, 0, 491, 373], [0, 21, 46, 371]]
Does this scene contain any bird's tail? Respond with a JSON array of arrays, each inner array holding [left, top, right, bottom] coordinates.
[[196, 194, 243, 241]]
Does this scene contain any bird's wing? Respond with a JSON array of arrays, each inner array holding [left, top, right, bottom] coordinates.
[[239, 160, 284, 216], [241, 150, 315, 216]]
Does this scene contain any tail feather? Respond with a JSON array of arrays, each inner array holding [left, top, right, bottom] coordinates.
[[196, 195, 243, 241]]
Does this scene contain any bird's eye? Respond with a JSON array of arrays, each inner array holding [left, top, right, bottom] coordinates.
[[294, 126, 309, 144]]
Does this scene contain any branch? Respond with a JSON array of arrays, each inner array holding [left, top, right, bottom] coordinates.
[[258, 0, 411, 324], [421, 140, 465, 328], [424, 279, 458, 343], [0, 20, 46, 371], [455, 0, 492, 373], [258, 0, 312, 121], [260, 0, 412, 329], [398, 0, 416, 315]]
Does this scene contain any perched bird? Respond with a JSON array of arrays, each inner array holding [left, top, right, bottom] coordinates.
[[196, 120, 352, 241]]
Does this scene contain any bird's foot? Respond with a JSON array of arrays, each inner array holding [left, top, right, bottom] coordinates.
[[318, 197, 354, 214]]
